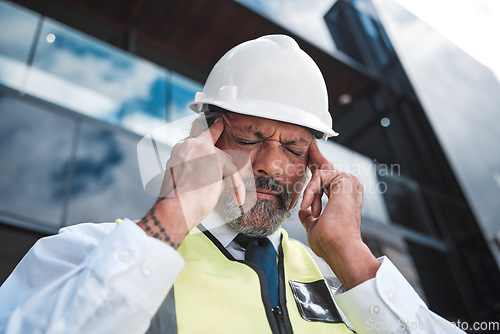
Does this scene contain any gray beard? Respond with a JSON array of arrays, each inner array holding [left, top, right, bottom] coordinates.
[[220, 176, 291, 238], [224, 198, 289, 237]]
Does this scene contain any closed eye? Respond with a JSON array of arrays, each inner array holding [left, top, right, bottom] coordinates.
[[284, 146, 303, 156], [235, 135, 304, 155], [235, 137, 262, 145]]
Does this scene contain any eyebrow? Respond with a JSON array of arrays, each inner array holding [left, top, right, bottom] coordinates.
[[231, 124, 266, 138], [282, 138, 310, 146], [229, 122, 311, 144]]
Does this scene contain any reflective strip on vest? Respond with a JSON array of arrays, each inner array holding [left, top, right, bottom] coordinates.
[[147, 228, 354, 334]]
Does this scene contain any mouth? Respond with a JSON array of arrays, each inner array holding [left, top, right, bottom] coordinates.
[[253, 189, 279, 200]]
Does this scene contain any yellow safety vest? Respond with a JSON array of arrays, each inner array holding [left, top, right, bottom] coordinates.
[[148, 227, 354, 333]]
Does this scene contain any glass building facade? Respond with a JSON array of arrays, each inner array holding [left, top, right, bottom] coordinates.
[[0, 3, 394, 237], [0, 0, 201, 234], [324, 0, 500, 323], [1, 0, 499, 326]]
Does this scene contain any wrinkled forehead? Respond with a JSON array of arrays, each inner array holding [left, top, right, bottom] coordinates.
[[223, 112, 313, 143]]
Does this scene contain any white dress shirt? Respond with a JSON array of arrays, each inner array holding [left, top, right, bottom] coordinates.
[[0, 214, 465, 334]]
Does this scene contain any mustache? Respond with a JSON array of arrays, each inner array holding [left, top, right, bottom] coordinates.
[[243, 176, 290, 208]]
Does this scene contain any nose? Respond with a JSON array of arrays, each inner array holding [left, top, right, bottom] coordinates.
[[252, 141, 284, 177]]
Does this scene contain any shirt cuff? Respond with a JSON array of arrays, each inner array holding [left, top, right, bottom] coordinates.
[[86, 218, 185, 316], [333, 256, 427, 333]]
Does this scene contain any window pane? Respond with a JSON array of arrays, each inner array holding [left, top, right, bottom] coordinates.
[[324, 6, 366, 65], [379, 173, 437, 236], [0, 93, 76, 228], [0, 2, 39, 89], [66, 123, 154, 225], [24, 18, 168, 131]]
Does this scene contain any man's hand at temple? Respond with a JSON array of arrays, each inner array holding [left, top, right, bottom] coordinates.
[[138, 117, 246, 249], [299, 140, 380, 290]]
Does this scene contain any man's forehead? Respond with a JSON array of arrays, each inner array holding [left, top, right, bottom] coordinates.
[[224, 113, 313, 143]]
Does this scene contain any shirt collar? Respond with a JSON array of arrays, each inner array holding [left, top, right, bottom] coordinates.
[[201, 211, 282, 254]]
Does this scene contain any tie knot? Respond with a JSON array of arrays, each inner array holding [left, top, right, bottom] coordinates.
[[234, 234, 269, 249]]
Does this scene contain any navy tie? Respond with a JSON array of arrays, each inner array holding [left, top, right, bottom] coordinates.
[[235, 234, 279, 308]]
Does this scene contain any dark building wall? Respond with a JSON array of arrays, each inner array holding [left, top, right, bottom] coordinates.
[[0, 224, 47, 285]]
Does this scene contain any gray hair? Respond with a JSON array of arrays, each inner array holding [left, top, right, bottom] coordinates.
[[203, 105, 227, 127]]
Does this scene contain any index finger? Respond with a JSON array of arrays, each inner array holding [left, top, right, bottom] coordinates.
[[307, 139, 333, 171], [196, 117, 224, 144]]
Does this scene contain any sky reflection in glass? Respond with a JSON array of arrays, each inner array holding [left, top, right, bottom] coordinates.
[[0, 1, 201, 136], [0, 2, 39, 90]]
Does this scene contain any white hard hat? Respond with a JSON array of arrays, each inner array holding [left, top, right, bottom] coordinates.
[[189, 34, 339, 139]]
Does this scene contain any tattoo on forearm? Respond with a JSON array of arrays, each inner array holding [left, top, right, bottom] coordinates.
[[139, 201, 177, 249]]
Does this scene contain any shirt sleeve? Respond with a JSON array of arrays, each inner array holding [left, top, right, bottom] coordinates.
[[0, 219, 185, 334], [332, 256, 466, 334]]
